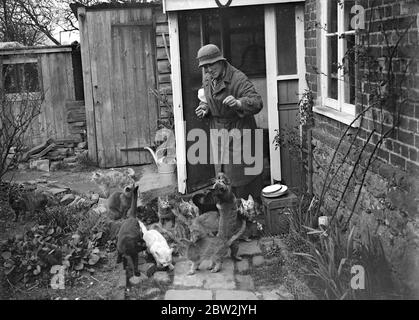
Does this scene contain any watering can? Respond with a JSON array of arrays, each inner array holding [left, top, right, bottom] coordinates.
[[144, 146, 176, 174]]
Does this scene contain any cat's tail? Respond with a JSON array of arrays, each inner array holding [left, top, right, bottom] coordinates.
[[226, 219, 247, 247], [138, 220, 148, 234]]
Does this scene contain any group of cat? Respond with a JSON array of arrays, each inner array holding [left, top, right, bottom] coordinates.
[[108, 170, 262, 278]]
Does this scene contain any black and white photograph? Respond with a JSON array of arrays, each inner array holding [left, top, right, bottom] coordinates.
[[0, 0, 418, 307]]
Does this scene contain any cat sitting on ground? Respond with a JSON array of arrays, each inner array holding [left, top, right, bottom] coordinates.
[[181, 219, 246, 275], [139, 220, 175, 270], [91, 167, 136, 198], [237, 194, 263, 241], [116, 184, 147, 284], [8, 186, 51, 222], [107, 185, 135, 220], [157, 195, 176, 228]]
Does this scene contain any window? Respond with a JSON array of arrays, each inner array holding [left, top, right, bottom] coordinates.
[[2, 60, 41, 94], [319, 0, 357, 119]]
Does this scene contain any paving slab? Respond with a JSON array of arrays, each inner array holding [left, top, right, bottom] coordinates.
[[237, 240, 262, 256], [236, 259, 249, 273], [173, 260, 204, 287], [252, 255, 265, 267], [215, 290, 259, 300], [165, 289, 213, 300], [235, 275, 255, 291]]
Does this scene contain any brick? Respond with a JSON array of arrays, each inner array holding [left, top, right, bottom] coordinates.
[[398, 129, 415, 145], [409, 148, 418, 162], [401, 145, 409, 158], [390, 153, 406, 169]]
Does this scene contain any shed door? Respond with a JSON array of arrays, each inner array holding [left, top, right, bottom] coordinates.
[[90, 23, 157, 168]]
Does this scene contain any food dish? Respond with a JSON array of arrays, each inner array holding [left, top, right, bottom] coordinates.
[[262, 185, 288, 198], [262, 184, 283, 194]]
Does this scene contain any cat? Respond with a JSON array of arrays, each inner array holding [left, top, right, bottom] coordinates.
[[139, 220, 175, 270], [107, 185, 134, 220], [8, 186, 50, 222], [116, 184, 147, 283], [211, 172, 244, 261], [157, 196, 176, 228], [192, 190, 218, 214], [91, 167, 136, 198], [189, 210, 220, 239], [177, 198, 200, 220], [182, 219, 246, 275], [237, 194, 263, 240]]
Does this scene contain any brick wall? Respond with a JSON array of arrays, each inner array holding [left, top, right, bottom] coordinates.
[[305, 0, 419, 297]]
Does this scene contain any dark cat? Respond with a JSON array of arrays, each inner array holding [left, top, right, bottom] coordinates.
[[107, 185, 134, 220], [116, 184, 146, 284], [192, 190, 218, 214], [182, 219, 246, 275], [8, 186, 50, 222]]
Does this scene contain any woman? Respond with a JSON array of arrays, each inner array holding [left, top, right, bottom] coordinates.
[[195, 44, 264, 200]]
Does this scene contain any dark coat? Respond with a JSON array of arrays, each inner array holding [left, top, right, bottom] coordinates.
[[201, 62, 263, 187]]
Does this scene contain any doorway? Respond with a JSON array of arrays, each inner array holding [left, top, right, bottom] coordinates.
[[171, 2, 306, 193]]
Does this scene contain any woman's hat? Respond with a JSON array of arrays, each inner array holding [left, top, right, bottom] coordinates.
[[196, 44, 226, 68]]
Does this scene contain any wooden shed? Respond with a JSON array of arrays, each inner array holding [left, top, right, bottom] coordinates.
[[0, 44, 85, 147], [76, 2, 170, 168]]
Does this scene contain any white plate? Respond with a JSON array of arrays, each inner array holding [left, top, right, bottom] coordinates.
[[262, 184, 283, 194], [263, 185, 288, 198]]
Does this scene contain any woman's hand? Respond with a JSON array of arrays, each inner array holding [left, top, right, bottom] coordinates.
[[223, 95, 242, 108], [195, 103, 209, 119]]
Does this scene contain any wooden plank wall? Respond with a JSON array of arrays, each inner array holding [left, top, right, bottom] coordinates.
[[79, 7, 161, 167], [79, 5, 171, 167], [0, 50, 79, 148], [155, 10, 173, 121]]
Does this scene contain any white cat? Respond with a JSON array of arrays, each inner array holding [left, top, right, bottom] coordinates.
[[139, 221, 174, 270]]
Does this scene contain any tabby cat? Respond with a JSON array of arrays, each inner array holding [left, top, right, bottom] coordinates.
[[182, 219, 246, 275], [8, 186, 50, 222], [157, 196, 176, 228], [91, 168, 136, 198], [237, 194, 263, 240]]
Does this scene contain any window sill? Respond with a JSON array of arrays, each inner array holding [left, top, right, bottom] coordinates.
[[313, 105, 360, 128]]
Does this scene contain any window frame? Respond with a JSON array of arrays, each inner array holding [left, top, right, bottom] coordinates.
[[1, 56, 42, 100], [317, 0, 358, 124]]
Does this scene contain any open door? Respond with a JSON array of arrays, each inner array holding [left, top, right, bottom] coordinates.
[[178, 6, 266, 193]]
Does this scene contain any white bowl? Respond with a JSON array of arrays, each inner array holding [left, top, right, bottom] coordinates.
[[263, 185, 288, 198], [262, 184, 283, 194]]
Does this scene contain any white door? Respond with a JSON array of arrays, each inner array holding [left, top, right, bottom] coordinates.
[[265, 3, 306, 186]]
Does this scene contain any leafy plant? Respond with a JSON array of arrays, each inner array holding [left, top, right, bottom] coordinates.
[[1, 201, 112, 288]]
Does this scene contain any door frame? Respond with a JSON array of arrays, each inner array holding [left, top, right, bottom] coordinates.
[[264, 4, 306, 183], [168, 11, 188, 194], [168, 3, 306, 193]]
